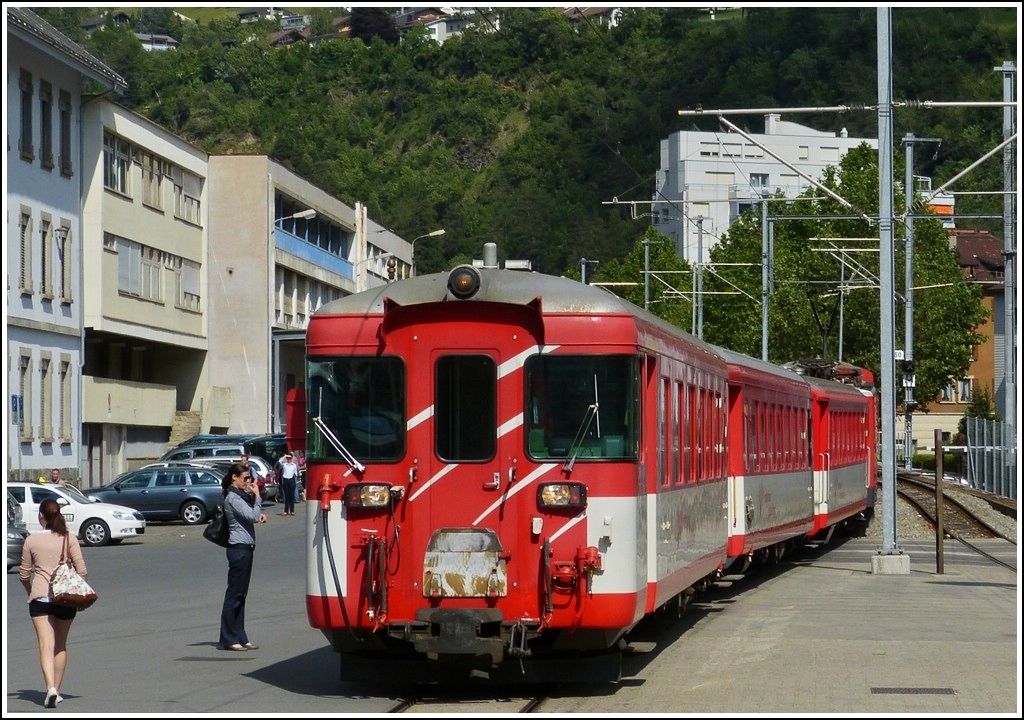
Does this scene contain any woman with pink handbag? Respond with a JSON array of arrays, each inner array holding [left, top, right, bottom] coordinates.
[[19, 498, 89, 708]]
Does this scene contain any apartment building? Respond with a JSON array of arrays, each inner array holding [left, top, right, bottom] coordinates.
[[6, 8, 127, 484], [907, 228, 1007, 452], [77, 99, 211, 486], [654, 113, 877, 263]]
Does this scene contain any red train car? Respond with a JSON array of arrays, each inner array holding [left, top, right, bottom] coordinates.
[[296, 247, 876, 684], [716, 347, 815, 571]]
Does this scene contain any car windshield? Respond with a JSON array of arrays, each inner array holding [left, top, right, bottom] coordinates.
[[57, 484, 93, 504]]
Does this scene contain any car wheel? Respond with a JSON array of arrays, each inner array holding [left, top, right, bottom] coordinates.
[[81, 519, 110, 547], [180, 500, 207, 525]]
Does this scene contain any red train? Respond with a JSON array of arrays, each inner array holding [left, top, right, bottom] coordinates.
[[291, 245, 877, 683]]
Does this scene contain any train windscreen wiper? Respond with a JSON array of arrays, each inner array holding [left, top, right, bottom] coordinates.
[[313, 388, 366, 473], [563, 374, 601, 472]]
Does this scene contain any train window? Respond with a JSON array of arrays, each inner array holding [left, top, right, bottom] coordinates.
[[306, 356, 406, 463], [436, 355, 496, 462], [524, 354, 639, 462]]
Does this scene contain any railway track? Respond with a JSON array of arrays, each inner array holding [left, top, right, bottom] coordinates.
[[389, 690, 550, 713], [896, 471, 1016, 571]]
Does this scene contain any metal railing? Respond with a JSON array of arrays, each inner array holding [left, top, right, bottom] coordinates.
[[965, 417, 1016, 500]]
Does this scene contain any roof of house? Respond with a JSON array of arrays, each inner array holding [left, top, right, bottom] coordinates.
[[8, 7, 128, 93], [949, 228, 1005, 284]]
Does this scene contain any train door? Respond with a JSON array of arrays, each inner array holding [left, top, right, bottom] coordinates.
[[404, 328, 533, 604], [812, 392, 830, 524]]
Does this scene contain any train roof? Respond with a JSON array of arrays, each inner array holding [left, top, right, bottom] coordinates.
[[712, 345, 812, 390], [317, 268, 647, 316], [315, 266, 723, 355]]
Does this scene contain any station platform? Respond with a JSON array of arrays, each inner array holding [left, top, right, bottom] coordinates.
[[570, 536, 1021, 715]]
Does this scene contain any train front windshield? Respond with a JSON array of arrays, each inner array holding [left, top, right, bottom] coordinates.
[[306, 357, 406, 463], [525, 355, 640, 461]]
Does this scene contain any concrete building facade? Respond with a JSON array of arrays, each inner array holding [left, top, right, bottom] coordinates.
[[7, 10, 409, 488], [78, 98, 211, 486], [206, 156, 410, 440], [6, 8, 126, 484]]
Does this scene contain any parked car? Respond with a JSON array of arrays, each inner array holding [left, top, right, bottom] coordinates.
[[160, 443, 248, 463], [7, 488, 29, 571], [187, 456, 278, 502], [83, 463, 225, 525], [177, 433, 256, 447], [7, 481, 146, 547]]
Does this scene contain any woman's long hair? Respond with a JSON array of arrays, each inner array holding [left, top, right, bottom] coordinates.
[[39, 498, 69, 536], [221, 462, 246, 496]]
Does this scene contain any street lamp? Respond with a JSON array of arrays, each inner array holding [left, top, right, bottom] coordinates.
[[277, 208, 316, 225], [353, 253, 398, 292], [411, 229, 446, 276]]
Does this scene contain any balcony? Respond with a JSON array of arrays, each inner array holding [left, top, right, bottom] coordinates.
[[274, 228, 354, 279], [82, 376, 176, 426]]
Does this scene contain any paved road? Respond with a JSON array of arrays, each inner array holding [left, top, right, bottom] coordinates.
[[8, 506, 1017, 715], [5, 502, 398, 715]]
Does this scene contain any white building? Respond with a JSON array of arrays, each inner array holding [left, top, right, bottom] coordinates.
[[653, 114, 877, 263], [6, 8, 127, 484]]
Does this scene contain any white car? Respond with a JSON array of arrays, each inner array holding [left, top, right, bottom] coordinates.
[[7, 481, 146, 547]]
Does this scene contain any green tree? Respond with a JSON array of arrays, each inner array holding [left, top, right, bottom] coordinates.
[[591, 227, 693, 331], [958, 387, 1001, 435], [349, 7, 399, 45], [701, 144, 988, 400]]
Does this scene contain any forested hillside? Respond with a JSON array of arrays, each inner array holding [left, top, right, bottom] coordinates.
[[34, 6, 1016, 277]]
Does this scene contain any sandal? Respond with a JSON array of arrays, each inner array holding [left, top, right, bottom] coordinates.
[[222, 644, 248, 652]]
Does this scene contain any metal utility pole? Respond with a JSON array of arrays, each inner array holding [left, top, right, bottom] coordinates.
[[997, 60, 1017, 483], [694, 217, 704, 338], [643, 236, 651, 311], [580, 257, 599, 284], [901, 134, 941, 468], [875, 7, 906, 568], [761, 199, 771, 361]]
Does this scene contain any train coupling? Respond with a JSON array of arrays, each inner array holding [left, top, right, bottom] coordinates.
[[507, 621, 533, 658]]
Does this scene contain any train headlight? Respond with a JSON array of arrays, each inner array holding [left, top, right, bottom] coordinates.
[[343, 483, 393, 509], [537, 482, 587, 508], [447, 265, 481, 299]]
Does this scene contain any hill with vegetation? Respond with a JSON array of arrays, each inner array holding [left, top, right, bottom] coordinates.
[[30, 6, 1017, 403]]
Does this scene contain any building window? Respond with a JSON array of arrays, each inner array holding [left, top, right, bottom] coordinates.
[[958, 378, 973, 403], [40, 355, 53, 442], [57, 226, 73, 304], [940, 381, 954, 403], [19, 212, 33, 294], [40, 81, 54, 170], [171, 166, 202, 225], [59, 91, 73, 177], [750, 173, 769, 190], [114, 235, 164, 302], [20, 69, 34, 161], [103, 132, 132, 195], [40, 218, 53, 298], [176, 258, 201, 312], [59, 358, 72, 443], [142, 152, 166, 209], [699, 141, 719, 157], [19, 353, 32, 441]]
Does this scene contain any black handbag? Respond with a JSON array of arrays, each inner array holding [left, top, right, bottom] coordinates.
[[203, 505, 229, 547]]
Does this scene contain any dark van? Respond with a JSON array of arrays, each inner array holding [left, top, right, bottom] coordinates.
[[178, 433, 256, 447], [244, 434, 289, 462]]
